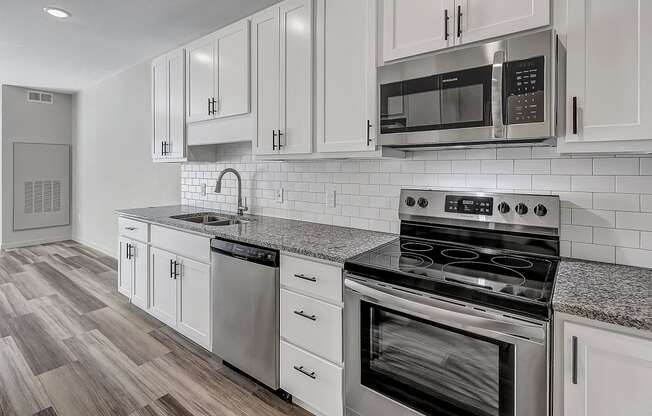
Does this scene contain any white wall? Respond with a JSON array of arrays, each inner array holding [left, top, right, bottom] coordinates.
[[1, 85, 73, 248], [183, 143, 652, 269], [73, 60, 180, 256]]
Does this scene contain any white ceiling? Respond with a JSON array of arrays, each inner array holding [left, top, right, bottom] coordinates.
[[0, 0, 280, 92]]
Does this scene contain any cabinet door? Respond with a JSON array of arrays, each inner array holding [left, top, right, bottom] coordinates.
[[382, 0, 454, 62], [130, 240, 149, 311], [118, 237, 133, 298], [216, 20, 250, 118], [456, 0, 549, 45], [166, 49, 186, 159], [316, 0, 376, 153], [279, 0, 313, 155], [186, 36, 215, 123], [151, 55, 168, 160], [149, 247, 177, 327], [566, 0, 651, 143], [564, 322, 652, 416], [252, 7, 281, 155], [176, 256, 211, 349]]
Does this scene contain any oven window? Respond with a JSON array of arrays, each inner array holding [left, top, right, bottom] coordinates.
[[361, 301, 514, 416]]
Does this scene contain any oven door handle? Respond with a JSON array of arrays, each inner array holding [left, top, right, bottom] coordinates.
[[344, 277, 545, 343], [492, 50, 506, 139]]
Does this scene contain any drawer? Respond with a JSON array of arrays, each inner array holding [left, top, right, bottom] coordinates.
[[150, 225, 210, 263], [281, 289, 342, 363], [118, 217, 149, 242], [281, 341, 343, 416], [281, 254, 342, 303]]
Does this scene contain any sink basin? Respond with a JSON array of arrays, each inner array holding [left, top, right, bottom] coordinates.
[[170, 213, 251, 226]]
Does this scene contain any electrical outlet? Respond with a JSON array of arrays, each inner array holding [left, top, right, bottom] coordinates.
[[327, 190, 336, 208], [276, 188, 284, 203], [201, 183, 207, 196]]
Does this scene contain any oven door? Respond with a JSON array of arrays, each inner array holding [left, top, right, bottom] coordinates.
[[344, 275, 549, 416]]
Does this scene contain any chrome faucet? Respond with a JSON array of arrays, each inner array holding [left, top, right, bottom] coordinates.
[[215, 168, 248, 215]]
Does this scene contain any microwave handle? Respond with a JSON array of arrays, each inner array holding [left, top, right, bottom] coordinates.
[[492, 51, 505, 138]]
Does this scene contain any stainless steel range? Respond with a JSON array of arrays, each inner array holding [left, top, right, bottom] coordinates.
[[344, 189, 560, 416]]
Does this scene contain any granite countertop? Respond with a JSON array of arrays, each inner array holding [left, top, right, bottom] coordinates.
[[554, 258, 652, 332], [116, 205, 397, 264]]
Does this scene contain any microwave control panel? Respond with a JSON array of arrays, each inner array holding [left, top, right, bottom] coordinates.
[[504, 56, 545, 125]]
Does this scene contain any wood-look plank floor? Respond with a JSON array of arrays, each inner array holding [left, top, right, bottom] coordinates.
[[0, 241, 311, 416]]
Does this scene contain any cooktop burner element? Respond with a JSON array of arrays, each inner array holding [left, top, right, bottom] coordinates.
[[344, 190, 561, 320]]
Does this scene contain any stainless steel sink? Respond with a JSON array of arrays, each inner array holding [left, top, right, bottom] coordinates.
[[170, 212, 251, 226]]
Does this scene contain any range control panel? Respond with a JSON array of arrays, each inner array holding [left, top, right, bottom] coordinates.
[[505, 56, 545, 125], [445, 195, 493, 215]]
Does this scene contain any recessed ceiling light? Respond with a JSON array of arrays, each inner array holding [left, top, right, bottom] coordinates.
[[44, 7, 71, 18]]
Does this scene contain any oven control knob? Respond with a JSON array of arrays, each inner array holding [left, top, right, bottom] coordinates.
[[417, 197, 429, 208], [405, 196, 416, 207], [497, 202, 510, 214], [515, 203, 528, 216], [534, 204, 548, 217]]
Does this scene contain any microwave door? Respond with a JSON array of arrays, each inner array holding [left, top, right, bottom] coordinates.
[[380, 76, 440, 134], [439, 65, 493, 131]]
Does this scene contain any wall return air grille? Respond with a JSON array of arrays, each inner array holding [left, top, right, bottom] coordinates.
[[27, 90, 53, 104]]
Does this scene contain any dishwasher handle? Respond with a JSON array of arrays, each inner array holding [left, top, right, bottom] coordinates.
[[211, 238, 279, 268]]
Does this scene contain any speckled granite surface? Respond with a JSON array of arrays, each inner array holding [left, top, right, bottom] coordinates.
[[116, 205, 397, 264], [554, 258, 652, 332]]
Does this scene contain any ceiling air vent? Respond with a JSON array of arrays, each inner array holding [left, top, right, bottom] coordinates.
[[27, 90, 53, 104]]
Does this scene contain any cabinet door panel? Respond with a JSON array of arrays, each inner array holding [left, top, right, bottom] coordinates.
[[382, 0, 454, 62], [252, 7, 280, 155], [316, 0, 376, 153], [186, 38, 215, 123], [152, 56, 168, 159], [118, 238, 133, 298], [149, 247, 177, 327], [457, 0, 549, 45], [131, 241, 149, 311], [177, 256, 211, 349], [279, 0, 313, 154], [167, 49, 185, 159], [564, 322, 652, 416], [566, 0, 651, 142], [216, 21, 250, 118]]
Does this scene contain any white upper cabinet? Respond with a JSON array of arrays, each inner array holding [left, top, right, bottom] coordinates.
[[383, 0, 454, 62], [253, 0, 313, 156], [185, 19, 250, 124], [559, 0, 652, 152], [151, 49, 186, 161], [456, 0, 550, 45], [381, 0, 550, 62], [562, 321, 652, 416], [315, 0, 377, 153]]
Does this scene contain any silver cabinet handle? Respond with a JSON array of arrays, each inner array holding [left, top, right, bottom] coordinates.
[[125, 226, 137, 231], [294, 273, 317, 282], [293, 310, 316, 321], [293, 365, 316, 379]]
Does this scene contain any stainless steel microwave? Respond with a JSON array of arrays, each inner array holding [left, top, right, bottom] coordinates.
[[378, 30, 562, 149]]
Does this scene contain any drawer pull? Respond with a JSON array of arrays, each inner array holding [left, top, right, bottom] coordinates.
[[293, 365, 316, 380], [293, 310, 317, 321], [294, 273, 317, 282], [125, 226, 137, 231]]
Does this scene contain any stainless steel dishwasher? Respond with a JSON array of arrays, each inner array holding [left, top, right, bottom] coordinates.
[[211, 239, 281, 391]]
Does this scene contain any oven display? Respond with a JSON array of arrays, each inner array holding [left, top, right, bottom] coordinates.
[[446, 195, 494, 215]]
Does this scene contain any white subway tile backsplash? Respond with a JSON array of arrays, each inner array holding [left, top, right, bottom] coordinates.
[[593, 158, 639, 175], [593, 193, 640, 211], [183, 143, 652, 268], [593, 228, 639, 248], [571, 176, 615, 192], [571, 242, 615, 263], [551, 159, 592, 175]]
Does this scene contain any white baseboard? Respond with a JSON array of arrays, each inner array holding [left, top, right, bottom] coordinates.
[[1, 235, 73, 250], [72, 235, 116, 258]]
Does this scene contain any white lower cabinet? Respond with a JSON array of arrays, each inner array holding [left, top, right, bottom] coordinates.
[[280, 253, 344, 416], [130, 240, 149, 310], [176, 256, 211, 349], [281, 341, 343, 416], [150, 247, 178, 328], [556, 316, 652, 416], [118, 221, 149, 311], [118, 237, 134, 298]]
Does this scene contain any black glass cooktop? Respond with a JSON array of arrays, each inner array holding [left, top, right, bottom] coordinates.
[[345, 237, 558, 319]]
